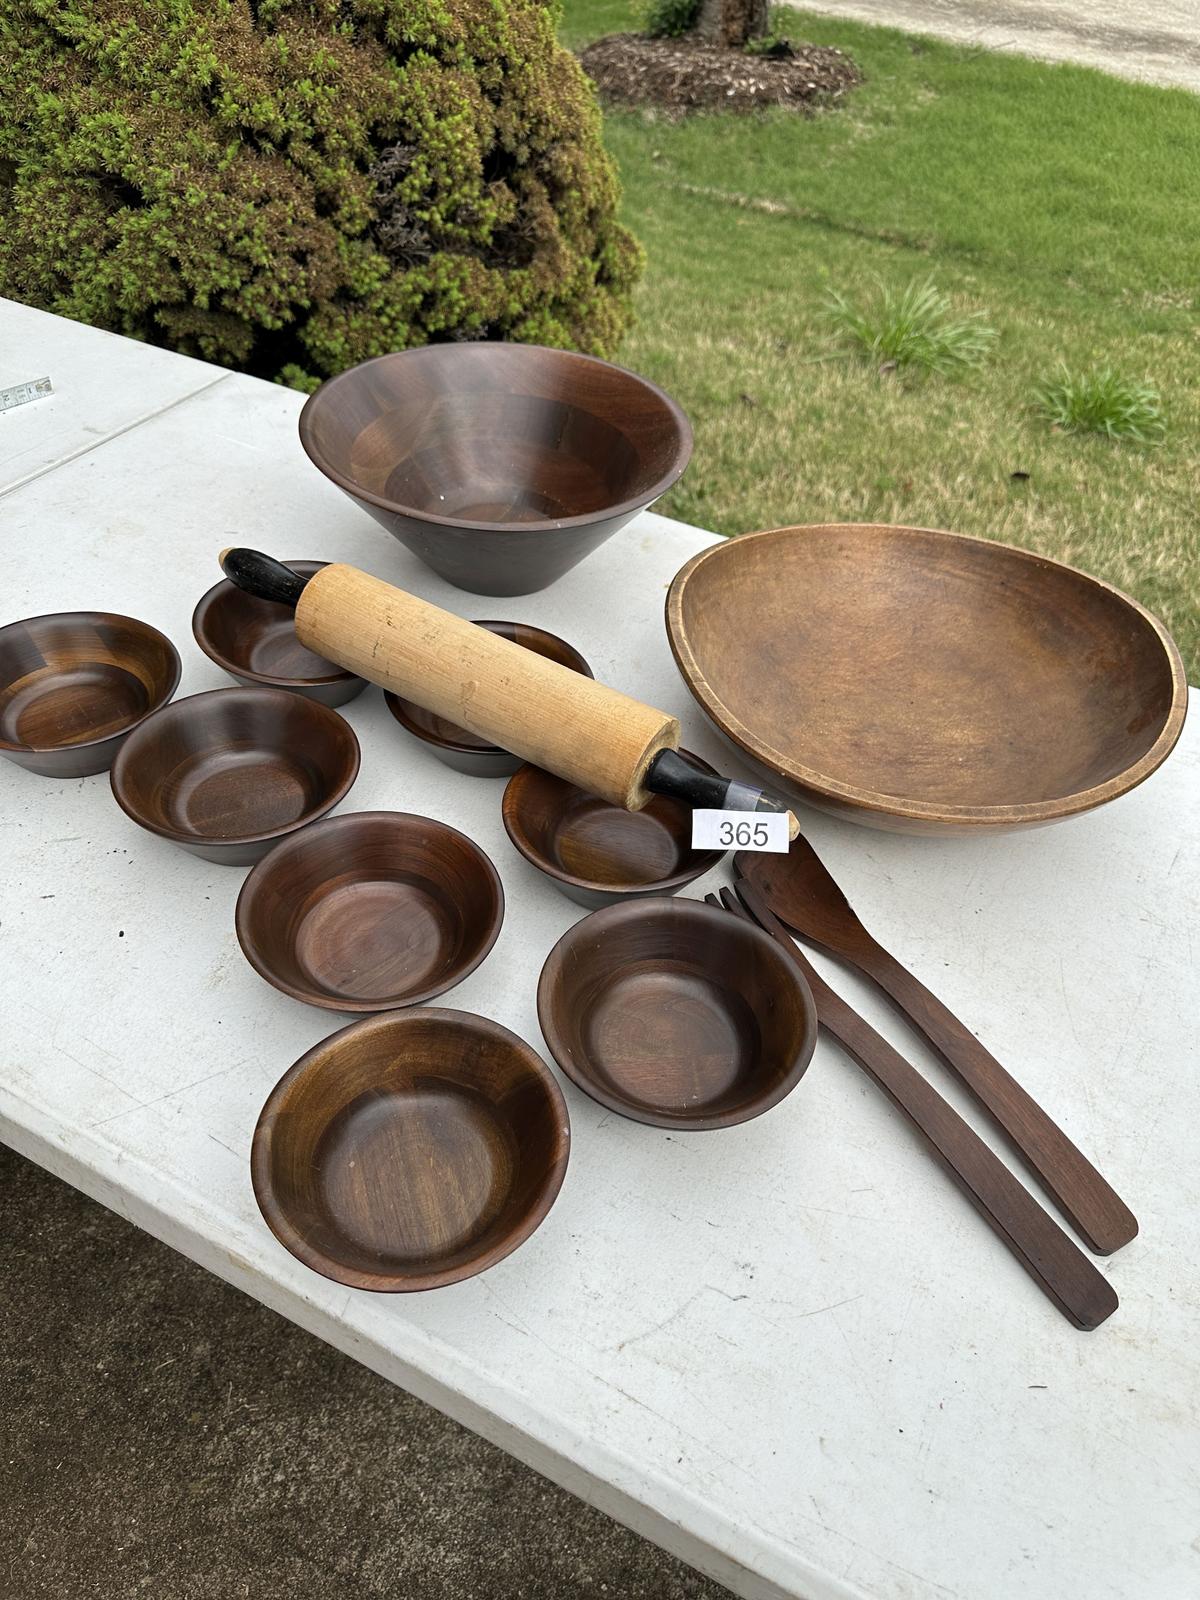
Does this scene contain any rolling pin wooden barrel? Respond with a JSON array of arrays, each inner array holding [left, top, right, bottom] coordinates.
[[219, 550, 799, 831]]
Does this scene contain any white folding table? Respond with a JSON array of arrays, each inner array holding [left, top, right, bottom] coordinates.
[[2, 298, 1197, 1600]]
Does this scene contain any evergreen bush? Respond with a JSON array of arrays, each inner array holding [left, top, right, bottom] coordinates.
[[0, 0, 641, 386]]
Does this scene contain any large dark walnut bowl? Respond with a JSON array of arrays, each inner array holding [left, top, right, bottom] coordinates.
[[666, 523, 1187, 835], [299, 344, 692, 597]]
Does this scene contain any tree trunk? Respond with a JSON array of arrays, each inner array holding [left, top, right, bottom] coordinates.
[[694, 0, 770, 47]]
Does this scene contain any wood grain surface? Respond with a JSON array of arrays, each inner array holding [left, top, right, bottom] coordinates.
[[192, 560, 366, 707], [297, 344, 692, 595], [385, 620, 592, 778], [721, 881, 1119, 1330], [110, 686, 359, 865], [236, 810, 504, 1011], [739, 840, 1137, 1254], [251, 1008, 570, 1291], [537, 897, 817, 1128], [0, 611, 180, 777], [667, 523, 1187, 833], [503, 753, 724, 907], [297, 562, 679, 809]]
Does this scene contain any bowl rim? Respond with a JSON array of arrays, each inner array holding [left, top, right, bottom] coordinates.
[[666, 522, 1190, 829], [234, 808, 505, 1012], [0, 610, 182, 755], [536, 897, 818, 1130], [384, 620, 595, 755], [501, 750, 725, 895], [250, 1005, 571, 1291], [191, 560, 358, 689], [297, 343, 694, 534], [109, 685, 360, 847]]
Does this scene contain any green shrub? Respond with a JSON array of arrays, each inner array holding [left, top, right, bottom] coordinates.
[[1032, 365, 1166, 443], [0, 0, 642, 385], [826, 277, 998, 377], [642, 0, 701, 39]]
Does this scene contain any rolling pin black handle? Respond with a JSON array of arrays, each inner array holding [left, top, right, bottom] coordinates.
[[219, 547, 310, 609], [646, 748, 797, 825]]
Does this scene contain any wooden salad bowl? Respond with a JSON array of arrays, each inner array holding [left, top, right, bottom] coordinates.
[[192, 560, 367, 707], [503, 751, 724, 908], [298, 344, 692, 596], [0, 611, 180, 778], [667, 523, 1188, 834], [110, 687, 359, 865], [385, 620, 592, 778], [236, 811, 504, 1012], [252, 1008, 570, 1291], [537, 898, 817, 1129]]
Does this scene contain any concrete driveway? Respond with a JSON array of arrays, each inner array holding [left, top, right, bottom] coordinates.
[[796, 0, 1200, 92]]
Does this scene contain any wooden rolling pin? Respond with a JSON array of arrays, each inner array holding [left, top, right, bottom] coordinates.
[[219, 549, 799, 830]]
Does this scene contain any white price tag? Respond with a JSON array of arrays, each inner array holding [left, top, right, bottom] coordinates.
[[692, 809, 790, 853]]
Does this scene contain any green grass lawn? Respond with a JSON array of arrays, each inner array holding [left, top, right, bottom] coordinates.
[[563, 2, 1200, 676]]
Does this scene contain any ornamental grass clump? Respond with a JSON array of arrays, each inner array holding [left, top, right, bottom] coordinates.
[[826, 277, 998, 377], [0, 0, 641, 387], [1032, 365, 1167, 444]]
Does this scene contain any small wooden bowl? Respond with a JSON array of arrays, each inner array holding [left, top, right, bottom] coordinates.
[[252, 1008, 570, 1291], [298, 344, 693, 596], [538, 898, 817, 1129], [384, 621, 593, 778], [667, 523, 1189, 833], [501, 751, 724, 908], [192, 560, 367, 707], [110, 687, 360, 866], [0, 611, 180, 778], [236, 811, 504, 1012]]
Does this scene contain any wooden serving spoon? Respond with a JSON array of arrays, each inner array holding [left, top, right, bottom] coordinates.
[[737, 841, 1137, 1256], [710, 882, 1118, 1331]]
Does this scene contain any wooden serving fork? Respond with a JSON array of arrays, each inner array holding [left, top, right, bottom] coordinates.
[[706, 881, 1119, 1331], [737, 843, 1137, 1256]]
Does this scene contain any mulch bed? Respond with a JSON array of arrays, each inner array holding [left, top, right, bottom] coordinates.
[[578, 32, 862, 115]]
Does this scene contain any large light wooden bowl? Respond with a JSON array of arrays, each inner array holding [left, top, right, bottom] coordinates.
[[666, 524, 1187, 834]]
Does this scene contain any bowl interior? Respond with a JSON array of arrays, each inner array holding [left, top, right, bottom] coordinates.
[[668, 523, 1186, 822], [193, 562, 349, 685], [302, 345, 688, 528], [388, 622, 592, 752], [0, 612, 178, 752], [253, 1010, 569, 1289], [237, 812, 503, 1010], [504, 758, 721, 892], [113, 689, 358, 843], [539, 900, 815, 1127]]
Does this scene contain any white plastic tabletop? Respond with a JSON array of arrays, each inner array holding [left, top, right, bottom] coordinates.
[[2, 300, 1197, 1600], [0, 298, 224, 496]]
